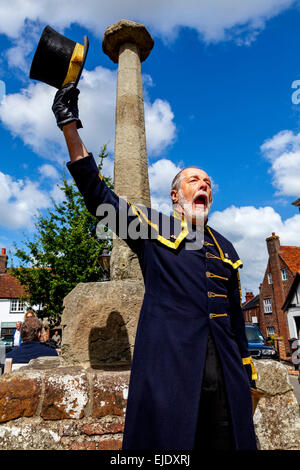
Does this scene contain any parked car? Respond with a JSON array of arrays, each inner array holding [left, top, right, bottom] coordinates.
[[0, 337, 13, 354], [245, 323, 277, 359]]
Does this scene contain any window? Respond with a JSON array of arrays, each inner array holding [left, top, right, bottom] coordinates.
[[263, 298, 272, 314], [266, 326, 275, 335], [10, 299, 24, 313], [245, 326, 265, 343], [281, 269, 288, 281], [267, 273, 272, 284]]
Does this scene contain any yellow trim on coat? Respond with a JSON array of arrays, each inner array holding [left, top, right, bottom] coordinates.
[[157, 214, 189, 249], [206, 226, 243, 270], [206, 272, 229, 281], [171, 210, 182, 220], [129, 206, 189, 249], [62, 43, 84, 87], [242, 356, 258, 381], [209, 313, 228, 319], [127, 202, 145, 226], [206, 252, 222, 260], [208, 291, 228, 298], [236, 270, 243, 306]]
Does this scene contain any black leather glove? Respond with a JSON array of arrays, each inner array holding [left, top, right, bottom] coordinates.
[[52, 82, 82, 130], [244, 363, 256, 389]]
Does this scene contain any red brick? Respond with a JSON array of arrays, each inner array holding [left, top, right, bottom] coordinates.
[[259, 234, 298, 353], [92, 373, 128, 418], [41, 368, 89, 420], [83, 421, 124, 435], [71, 441, 96, 450], [98, 439, 123, 450], [0, 376, 41, 423]]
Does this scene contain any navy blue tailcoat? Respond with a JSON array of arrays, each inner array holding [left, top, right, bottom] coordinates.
[[67, 154, 257, 451]]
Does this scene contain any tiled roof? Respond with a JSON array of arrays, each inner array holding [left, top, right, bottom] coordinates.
[[280, 246, 300, 275], [242, 294, 260, 310], [0, 270, 24, 299]]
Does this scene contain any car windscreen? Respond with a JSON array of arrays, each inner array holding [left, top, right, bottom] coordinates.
[[245, 326, 265, 343]]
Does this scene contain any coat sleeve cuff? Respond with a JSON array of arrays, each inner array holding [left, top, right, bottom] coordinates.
[[242, 356, 258, 381]]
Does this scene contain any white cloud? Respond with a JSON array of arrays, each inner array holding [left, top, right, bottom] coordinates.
[[0, 66, 176, 162], [0, 0, 295, 45], [4, 22, 40, 74], [149, 158, 182, 213], [261, 129, 300, 197], [145, 100, 176, 156], [38, 164, 60, 180], [0, 82, 65, 162], [149, 158, 181, 195], [6, 42, 31, 74], [0, 171, 50, 229], [209, 205, 300, 296]]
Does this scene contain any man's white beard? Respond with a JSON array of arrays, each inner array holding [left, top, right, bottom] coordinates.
[[177, 189, 212, 227]]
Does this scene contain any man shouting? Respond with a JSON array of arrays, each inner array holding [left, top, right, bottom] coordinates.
[[52, 83, 257, 451]]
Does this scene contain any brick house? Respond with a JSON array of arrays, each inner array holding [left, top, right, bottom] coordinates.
[[242, 292, 260, 324], [0, 248, 26, 341], [259, 233, 300, 352]]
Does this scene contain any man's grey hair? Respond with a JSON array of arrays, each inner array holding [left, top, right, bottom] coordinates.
[[171, 166, 202, 192]]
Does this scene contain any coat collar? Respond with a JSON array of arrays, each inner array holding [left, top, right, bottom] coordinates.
[[129, 204, 242, 269]]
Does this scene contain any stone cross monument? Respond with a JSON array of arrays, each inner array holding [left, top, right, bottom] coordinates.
[[102, 20, 154, 281], [61, 20, 154, 367]]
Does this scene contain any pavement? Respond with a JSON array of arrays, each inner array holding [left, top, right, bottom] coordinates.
[[288, 370, 300, 406]]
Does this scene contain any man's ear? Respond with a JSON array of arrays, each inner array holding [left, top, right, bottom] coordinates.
[[170, 189, 178, 205]]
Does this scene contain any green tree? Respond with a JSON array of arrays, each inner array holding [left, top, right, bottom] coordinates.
[[11, 146, 113, 327]]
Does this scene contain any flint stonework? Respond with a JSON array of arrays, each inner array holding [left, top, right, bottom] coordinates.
[[253, 359, 300, 449]]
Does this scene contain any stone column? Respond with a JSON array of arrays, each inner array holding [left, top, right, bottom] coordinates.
[[102, 20, 154, 280]]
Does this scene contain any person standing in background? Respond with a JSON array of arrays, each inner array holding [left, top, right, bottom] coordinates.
[[12, 322, 22, 348]]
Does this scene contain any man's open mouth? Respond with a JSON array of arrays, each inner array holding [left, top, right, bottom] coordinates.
[[193, 194, 207, 207]]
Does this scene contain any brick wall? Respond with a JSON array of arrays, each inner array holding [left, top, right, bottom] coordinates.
[[0, 357, 129, 450], [1, 357, 300, 450], [259, 234, 295, 352], [0, 248, 8, 274]]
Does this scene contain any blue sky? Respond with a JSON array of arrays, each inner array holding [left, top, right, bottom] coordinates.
[[0, 0, 300, 296]]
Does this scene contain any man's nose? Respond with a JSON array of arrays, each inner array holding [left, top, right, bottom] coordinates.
[[198, 180, 208, 192]]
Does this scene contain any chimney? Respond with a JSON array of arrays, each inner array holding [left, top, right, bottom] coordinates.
[[0, 248, 8, 274], [245, 292, 254, 303], [266, 232, 280, 256]]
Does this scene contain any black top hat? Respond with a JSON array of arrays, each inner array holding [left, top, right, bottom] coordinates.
[[30, 25, 89, 89]]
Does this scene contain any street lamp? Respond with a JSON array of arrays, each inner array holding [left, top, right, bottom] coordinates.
[[99, 248, 111, 281]]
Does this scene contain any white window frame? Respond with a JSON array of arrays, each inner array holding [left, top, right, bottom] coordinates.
[[10, 299, 25, 313], [266, 326, 275, 335], [267, 273, 272, 284], [263, 298, 272, 314], [281, 269, 288, 281]]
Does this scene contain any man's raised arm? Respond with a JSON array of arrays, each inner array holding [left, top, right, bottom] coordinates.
[[63, 122, 89, 162], [52, 82, 89, 162], [51, 83, 145, 256]]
